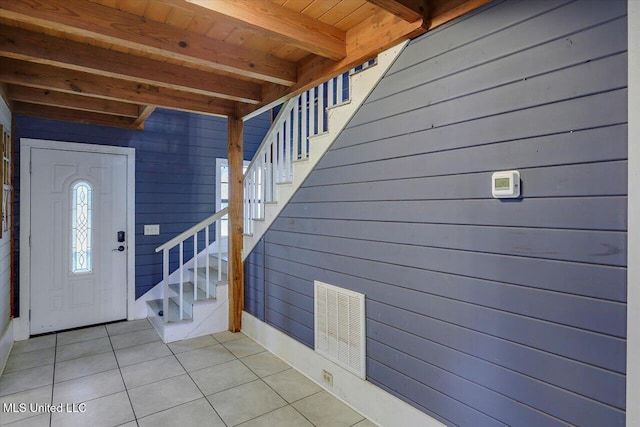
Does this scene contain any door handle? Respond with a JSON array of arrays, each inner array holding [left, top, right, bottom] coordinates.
[[113, 246, 125, 252]]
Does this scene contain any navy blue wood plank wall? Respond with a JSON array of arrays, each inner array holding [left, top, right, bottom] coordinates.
[[14, 108, 270, 301], [244, 0, 628, 425]]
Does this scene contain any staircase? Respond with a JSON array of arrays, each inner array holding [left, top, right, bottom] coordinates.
[[242, 42, 408, 257], [146, 42, 408, 343], [147, 209, 230, 343]]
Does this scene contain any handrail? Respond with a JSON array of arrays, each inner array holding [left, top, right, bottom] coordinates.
[[155, 207, 228, 253], [156, 206, 228, 323], [153, 57, 377, 324], [244, 97, 297, 175], [242, 64, 366, 235]]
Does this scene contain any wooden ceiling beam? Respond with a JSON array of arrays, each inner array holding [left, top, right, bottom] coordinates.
[[0, 0, 297, 85], [366, 0, 427, 23], [0, 58, 235, 117], [0, 25, 264, 104], [429, 0, 491, 28], [133, 106, 157, 129], [13, 101, 139, 129], [239, 0, 491, 119], [167, 0, 346, 60], [7, 85, 140, 118], [239, 8, 426, 118]]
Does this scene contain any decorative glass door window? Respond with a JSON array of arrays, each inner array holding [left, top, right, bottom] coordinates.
[[71, 181, 92, 273]]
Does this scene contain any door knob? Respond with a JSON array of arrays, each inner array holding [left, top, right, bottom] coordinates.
[[113, 246, 125, 252]]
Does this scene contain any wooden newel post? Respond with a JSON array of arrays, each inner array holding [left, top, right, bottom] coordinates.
[[228, 115, 244, 332]]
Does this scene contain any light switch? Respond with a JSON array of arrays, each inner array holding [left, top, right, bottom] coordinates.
[[144, 224, 160, 235]]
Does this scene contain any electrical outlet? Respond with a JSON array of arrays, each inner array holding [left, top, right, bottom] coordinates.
[[144, 224, 160, 235], [322, 370, 333, 386]]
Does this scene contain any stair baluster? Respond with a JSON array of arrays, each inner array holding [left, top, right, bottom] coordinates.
[[155, 208, 228, 323], [242, 63, 372, 237]]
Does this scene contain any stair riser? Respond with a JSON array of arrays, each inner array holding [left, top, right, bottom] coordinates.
[[209, 255, 229, 271], [169, 282, 217, 303], [152, 286, 229, 343], [170, 297, 193, 317]]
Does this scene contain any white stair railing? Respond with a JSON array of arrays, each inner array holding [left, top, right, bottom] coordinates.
[[243, 60, 376, 235], [151, 58, 378, 323], [155, 208, 228, 322]]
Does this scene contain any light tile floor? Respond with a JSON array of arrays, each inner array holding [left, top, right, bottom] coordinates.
[[0, 320, 375, 427]]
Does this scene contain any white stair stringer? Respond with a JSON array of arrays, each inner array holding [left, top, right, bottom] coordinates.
[[147, 278, 229, 343], [242, 41, 409, 260]]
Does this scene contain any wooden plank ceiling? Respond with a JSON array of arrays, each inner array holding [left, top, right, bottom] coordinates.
[[0, 0, 490, 129]]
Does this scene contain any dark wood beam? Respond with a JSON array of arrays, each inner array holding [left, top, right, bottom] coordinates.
[[0, 0, 297, 85], [227, 115, 244, 332], [366, 0, 427, 23], [0, 58, 235, 117], [0, 24, 264, 104], [167, 0, 346, 60], [13, 102, 139, 129], [7, 85, 140, 118]]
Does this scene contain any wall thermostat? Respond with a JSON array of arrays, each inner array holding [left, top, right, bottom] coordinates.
[[492, 170, 520, 198]]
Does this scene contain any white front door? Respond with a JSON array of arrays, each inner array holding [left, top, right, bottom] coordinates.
[[30, 147, 128, 334]]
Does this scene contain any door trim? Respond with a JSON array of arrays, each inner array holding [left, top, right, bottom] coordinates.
[[16, 139, 135, 340]]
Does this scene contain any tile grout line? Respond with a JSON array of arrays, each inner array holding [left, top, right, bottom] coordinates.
[[233, 344, 322, 426], [3, 327, 368, 427], [164, 333, 230, 427], [0, 322, 151, 426], [105, 326, 139, 426], [232, 340, 368, 426], [232, 335, 369, 425], [202, 335, 281, 427], [49, 333, 58, 427], [1, 345, 57, 376], [117, 336, 246, 393], [54, 349, 114, 368], [55, 324, 155, 351]]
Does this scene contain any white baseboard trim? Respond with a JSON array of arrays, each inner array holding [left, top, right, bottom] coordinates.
[[0, 319, 14, 375], [241, 312, 444, 427]]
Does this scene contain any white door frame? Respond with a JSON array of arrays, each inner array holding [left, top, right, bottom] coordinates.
[[15, 139, 135, 340]]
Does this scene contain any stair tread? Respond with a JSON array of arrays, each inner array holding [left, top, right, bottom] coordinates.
[[169, 281, 217, 302], [209, 253, 228, 261], [147, 298, 192, 323], [191, 266, 228, 280]]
